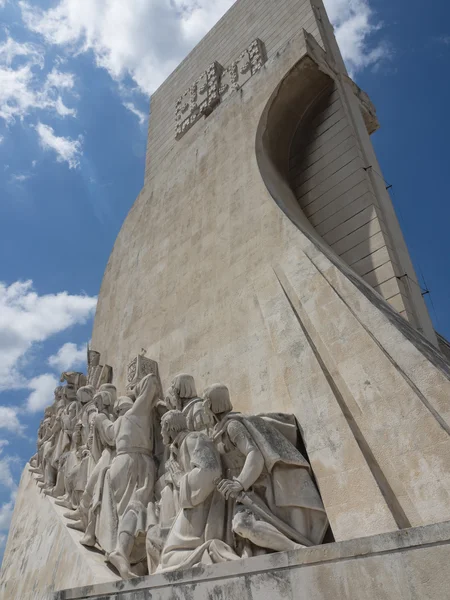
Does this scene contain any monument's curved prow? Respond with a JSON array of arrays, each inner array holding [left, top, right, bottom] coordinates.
[[4, 1, 450, 599], [90, 0, 450, 540]]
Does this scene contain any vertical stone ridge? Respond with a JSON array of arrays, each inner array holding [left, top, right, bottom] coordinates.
[[306, 253, 450, 438], [274, 267, 411, 530]]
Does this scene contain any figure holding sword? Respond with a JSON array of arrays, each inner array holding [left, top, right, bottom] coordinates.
[[203, 384, 329, 556]]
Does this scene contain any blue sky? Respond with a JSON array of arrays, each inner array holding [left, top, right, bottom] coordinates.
[[0, 0, 449, 560]]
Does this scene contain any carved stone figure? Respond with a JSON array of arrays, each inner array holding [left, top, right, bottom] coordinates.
[[54, 423, 87, 509], [95, 373, 161, 578], [98, 384, 117, 420], [30, 406, 54, 474], [77, 396, 134, 545], [164, 374, 206, 432], [204, 384, 329, 556], [165, 374, 199, 411], [87, 349, 113, 390], [29, 357, 330, 580], [156, 410, 239, 573]]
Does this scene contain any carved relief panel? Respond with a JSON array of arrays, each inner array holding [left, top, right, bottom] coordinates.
[[127, 354, 160, 390], [175, 62, 222, 139], [175, 39, 266, 139], [219, 39, 266, 101]]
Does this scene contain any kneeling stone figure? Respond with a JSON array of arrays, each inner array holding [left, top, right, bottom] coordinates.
[[204, 384, 328, 557], [154, 410, 240, 572]]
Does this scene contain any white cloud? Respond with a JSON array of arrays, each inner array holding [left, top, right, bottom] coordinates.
[[0, 279, 96, 391], [0, 491, 16, 554], [0, 135, 3, 144], [0, 36, 43, 68], [48, 342, 86, 373], [0, 497, 14, 532], [0, 35, 77, 124], [0, 445, 18, 490], [53, 96, 76, 117], [19, 0, 236, 95], [0, 444, 19, 554], [324, 0, 388, 74], [123, 102, 147, 125], [45, 67, 75, 90], [0, 407, 24, 435], [26, 373, 59, 412], [20, 0, 387, 97], [10, 173, 30, 183], [35, 122, 82, 168]]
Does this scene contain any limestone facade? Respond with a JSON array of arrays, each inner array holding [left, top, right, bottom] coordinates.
[[0, 468, 120, 600], [3, 0, 450, 598], [54, 520, 450, 600], [91, 0, 450, 543]]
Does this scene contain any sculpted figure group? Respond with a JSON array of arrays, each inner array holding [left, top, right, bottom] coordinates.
[[31, 365, 329, 579]]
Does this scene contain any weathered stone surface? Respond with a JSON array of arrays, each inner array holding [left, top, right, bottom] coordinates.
[[0, 467, 120, 600], [91, 18, 450, 542], [4, 0, 450, 597], [55, 520, 450, 600]]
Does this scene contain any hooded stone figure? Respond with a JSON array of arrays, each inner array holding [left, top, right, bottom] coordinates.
[[98, 383, 118, 420], [156, 410, 239, 573], [204, 384, 329, 556], [165, 374, 201, 412]]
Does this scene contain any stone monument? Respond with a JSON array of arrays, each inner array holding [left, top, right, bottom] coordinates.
[[2, 0, 450, 598]]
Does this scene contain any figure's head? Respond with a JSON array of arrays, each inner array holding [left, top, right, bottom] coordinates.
[[165, 374, 197, 410], [202, 384, 233, 421], [77, 385, 95, 405], [135, 373, 160, 405], [99, 384, 117, 407], [116, 396, 134, 417], [161, 410, 187, 445], [93, 390, 111, 413], [186, 401, 215, 432], [54, 386, 65, 402]]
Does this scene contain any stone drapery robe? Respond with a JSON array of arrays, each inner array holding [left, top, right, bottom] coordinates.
[[213, 414, 329, 552], [159, 431, 239, 572], [95, 375, 159, 563]]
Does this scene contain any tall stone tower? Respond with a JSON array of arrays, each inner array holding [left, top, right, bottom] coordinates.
[[3, 1, 450, 599]]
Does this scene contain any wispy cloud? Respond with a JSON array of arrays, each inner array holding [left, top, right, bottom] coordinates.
[[324, 0, 390, 75], [20, 0, 388, 97], [0, 443, 20, 555], [10, 173, 30, 183], [0, 279, 96, 391], [435, 35, 450, 46], [0, 35, 77, 124], [48, 342, 86, 373], [25, 373, 59, 413], [123, 102, 147, 125], [0, 407, 24, 435], [45, 67, 75, 90], [35, 122, 83, 168]]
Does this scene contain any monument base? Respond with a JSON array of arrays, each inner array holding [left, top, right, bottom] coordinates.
[[55, 521, 450, 600], [0, 466, 120, 600]]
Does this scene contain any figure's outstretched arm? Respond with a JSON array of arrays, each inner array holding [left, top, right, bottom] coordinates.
[[217, 421, 264, 498]]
